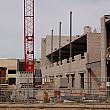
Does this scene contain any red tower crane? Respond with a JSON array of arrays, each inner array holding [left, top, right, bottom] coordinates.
[[24, 0, 35, 74]]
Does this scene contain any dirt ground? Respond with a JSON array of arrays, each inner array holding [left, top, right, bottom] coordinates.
[[0, 108, 108, 110], [0, 108, 82, 110], [0, 104, 109, 110]]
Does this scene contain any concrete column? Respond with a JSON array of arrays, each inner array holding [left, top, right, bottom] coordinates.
[[75, 72, 80, 90], [84, 71, 88, 93], [68, 75, 72, 88], [101, 16, 107, 82]]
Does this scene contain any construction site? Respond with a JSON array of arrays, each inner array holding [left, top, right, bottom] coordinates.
[[0, 0, 110, 110]]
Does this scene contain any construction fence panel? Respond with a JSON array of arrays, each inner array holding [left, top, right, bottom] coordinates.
[[0, 77, 110, 106]]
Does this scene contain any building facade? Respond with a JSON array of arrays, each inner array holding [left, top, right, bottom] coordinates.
[[0, 59, 41, 85], [41, 25, 102, 94], [101, 15, 110, 95], [0, 59, 17, 85]]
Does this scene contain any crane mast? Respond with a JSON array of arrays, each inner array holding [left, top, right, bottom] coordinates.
[[24, 0, 34, 74]]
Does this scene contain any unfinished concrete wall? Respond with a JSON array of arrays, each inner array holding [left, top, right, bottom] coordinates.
[[41, 35, 82, 71], [41, 52, 87, 89], [41, 38, 47, 67], [41, 27, 103, 93], [86, 33, 101, 92], [87, 33, 101, 63]]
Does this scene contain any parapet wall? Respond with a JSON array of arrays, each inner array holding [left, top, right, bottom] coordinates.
[[41, 52, 87, 77]]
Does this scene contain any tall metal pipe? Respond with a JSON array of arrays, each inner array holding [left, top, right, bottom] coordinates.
[[70, 11, 72, 58], [51, 29, 54, 66], [59, 22, 62, 63]]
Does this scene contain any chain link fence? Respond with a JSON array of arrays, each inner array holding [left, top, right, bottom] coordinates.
[[0, 77, 110, 108]]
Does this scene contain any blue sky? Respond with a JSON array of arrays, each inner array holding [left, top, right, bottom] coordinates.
[[0, 0, 110, 59]]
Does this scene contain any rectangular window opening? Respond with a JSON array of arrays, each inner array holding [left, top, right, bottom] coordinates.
[[8, 70, 16, 74], [80, 73, 84, 89]]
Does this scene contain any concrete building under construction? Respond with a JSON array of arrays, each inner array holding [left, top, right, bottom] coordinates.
[[41, 15, 110, 95]]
